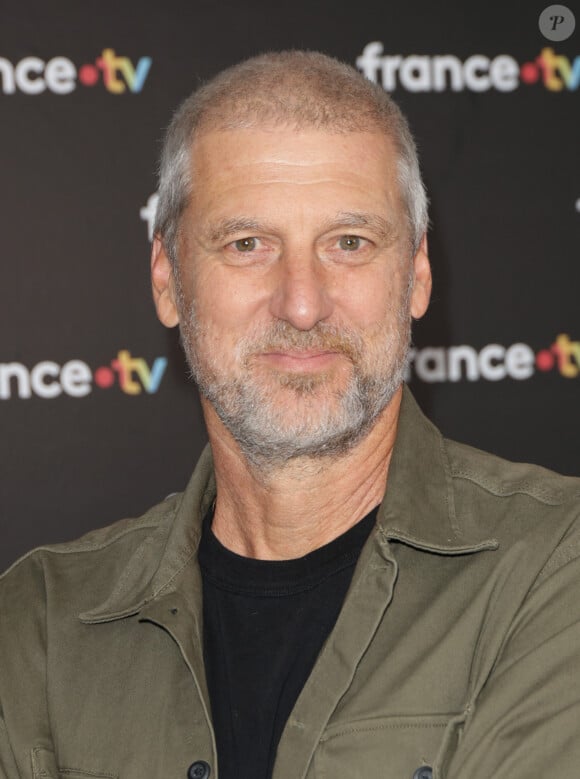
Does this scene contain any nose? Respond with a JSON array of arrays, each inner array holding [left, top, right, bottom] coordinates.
[[269, 251, 333, 331]]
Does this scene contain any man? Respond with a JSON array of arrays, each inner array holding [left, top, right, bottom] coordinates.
[[1, 51, 580, 779]]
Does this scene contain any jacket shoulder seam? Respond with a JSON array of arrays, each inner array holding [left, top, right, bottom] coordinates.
[[534, 521, 580, 585], [0, 519, 163, 581], [450, 467, 580, 506]]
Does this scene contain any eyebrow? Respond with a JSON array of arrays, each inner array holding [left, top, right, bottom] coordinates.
[[205, 211, 398, 245], [206, 217, 270, 244], [325, 211, 398, 243]]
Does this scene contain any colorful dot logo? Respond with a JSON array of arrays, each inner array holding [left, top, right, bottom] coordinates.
[[407, 335, 580, 384], [78, 64, 100, 87], [0, 49, 152, 96], [78, 49, 152, 93], [356, 42, 580, 93], [93, 366, 116, 388], [0, 351, 168, 400]]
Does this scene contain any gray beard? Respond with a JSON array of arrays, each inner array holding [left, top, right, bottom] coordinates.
[[202, 364, 407, 468], [178, 288, 412, 469]]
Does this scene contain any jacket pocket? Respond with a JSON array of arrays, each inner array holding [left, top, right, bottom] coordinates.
[[313, 713, 464, 779], [31, 747, 118, 779]]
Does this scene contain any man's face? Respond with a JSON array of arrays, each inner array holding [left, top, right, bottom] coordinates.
[[154, 126, 430, 465]]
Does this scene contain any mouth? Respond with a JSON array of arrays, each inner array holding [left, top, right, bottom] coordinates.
[[255, 349, 343, 373]]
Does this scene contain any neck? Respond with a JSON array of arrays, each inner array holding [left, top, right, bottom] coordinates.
[[202, 387, 402, 560]]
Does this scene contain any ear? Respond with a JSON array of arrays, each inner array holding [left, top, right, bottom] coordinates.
[[409, 233, 432, 320], [151, 236, 179, 327]]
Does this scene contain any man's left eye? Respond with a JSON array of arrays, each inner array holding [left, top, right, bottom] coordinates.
[[234, 237, 257, 252], [338, 235, 362, 251]]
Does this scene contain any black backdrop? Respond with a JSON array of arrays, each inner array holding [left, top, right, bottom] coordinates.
[[1, 0, 579, 570]]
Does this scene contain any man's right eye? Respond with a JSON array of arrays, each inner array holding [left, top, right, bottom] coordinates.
[[234, 237, 257, 252]]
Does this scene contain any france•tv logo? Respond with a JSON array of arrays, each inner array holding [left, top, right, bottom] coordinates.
[[0, 350, 167, 400], [0, 49, 152, 95], [357, 41, 580, 93]]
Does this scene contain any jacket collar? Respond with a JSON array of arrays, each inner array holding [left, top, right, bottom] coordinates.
[[80, 446, 216, 623], [81, 386, 496, 623], [378, 387, 497, 553]]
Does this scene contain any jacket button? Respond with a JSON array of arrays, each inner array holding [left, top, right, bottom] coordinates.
[[187, 761, 211, 779], [413, 767, 433, 779]]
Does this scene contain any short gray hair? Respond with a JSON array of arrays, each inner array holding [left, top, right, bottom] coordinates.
[[154, 50, 428, 263]]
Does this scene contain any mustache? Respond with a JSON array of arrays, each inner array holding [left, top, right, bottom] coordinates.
[[239, 321, 364, 363]]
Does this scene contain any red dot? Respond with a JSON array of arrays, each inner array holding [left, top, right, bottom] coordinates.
[[520, 62, 539, 84], [94, 366, 115, 388], [78, 64, 99, 86], [535, 350, 554, 371]]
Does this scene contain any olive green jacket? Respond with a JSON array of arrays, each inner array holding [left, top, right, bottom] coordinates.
[[2, 388, 580, 779]]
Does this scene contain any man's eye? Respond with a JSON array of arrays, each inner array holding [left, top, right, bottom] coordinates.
[[234, 237, 257, 252], [339, 235, 362, 251]]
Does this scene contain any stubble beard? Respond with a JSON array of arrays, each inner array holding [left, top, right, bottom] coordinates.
[[177, 280, 412, 470]]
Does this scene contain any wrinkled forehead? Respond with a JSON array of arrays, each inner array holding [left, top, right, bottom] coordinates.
[[192, 121, 396, 160], [184, 125, 407, 232]]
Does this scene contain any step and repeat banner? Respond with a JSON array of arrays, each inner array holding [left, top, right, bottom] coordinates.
[[1, 1, 578, 569]]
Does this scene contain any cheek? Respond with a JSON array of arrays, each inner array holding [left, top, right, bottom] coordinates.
[[196, 266, 275, 332], [188, 272, 271, 368], [335, 269, 402, 332]]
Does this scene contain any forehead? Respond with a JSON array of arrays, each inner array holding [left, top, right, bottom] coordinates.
[[186, 126, 403, 220]]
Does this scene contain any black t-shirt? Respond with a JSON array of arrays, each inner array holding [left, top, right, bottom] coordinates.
[[199, 506, 377, 779]]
